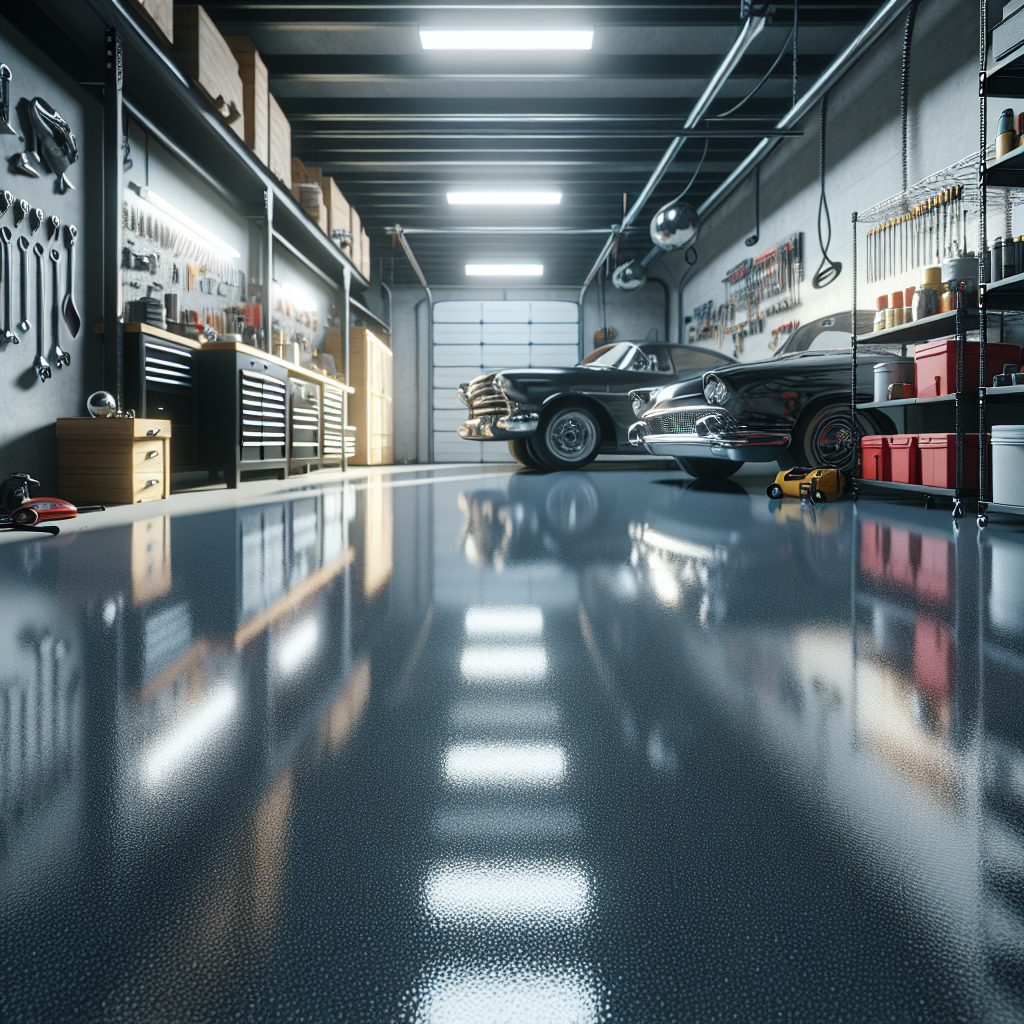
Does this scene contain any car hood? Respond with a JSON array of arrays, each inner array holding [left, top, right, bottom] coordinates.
[[496, 364, 665, 398], [642, 349, 913, 407]]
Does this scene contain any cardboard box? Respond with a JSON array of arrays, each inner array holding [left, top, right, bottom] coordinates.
[[127, 0, 173, 45], [224, 35, 268, 164], [171, 6, 245, 141], [324, 177, 352, 253], [268, 92, 291, 189], [361, 226, 371, 280], [350, 207, 362, 276]]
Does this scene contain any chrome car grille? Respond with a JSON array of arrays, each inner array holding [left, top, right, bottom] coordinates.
[[646, 406, 722, 435], [466, 373, 511, 417]]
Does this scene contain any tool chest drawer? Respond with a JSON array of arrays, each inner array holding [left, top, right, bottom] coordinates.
[[322, 386, 346, 464], [56, 418, 172, 505], [240, 369, 287, 462], [289, 377, 321, 465]]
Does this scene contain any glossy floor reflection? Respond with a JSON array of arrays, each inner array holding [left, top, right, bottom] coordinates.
[[2, 466, 1024, 1023]]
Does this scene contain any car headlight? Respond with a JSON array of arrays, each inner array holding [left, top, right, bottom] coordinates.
[[631, 390, 651, 416], [703, 374, 729, 405]]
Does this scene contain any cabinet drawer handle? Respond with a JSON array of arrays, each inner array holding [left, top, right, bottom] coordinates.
[[142, 479, 160, 489], [146, 428, 160, 436], [145, 449, 159, 459]]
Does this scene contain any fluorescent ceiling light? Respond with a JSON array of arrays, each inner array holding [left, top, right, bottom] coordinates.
[[130, 184, 242, 259], [444, 742, 566, 788], [447, 191, 562, 205], [420, 28, 593, 50], [466, 264, 543, 277], [423, 860, 591, 925]]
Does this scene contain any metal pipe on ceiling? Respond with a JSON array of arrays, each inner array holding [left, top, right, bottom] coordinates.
[[579, 13, 766, 301], [697, 0, 914, 223]]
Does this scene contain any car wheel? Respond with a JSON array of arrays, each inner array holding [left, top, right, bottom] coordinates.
[[533, 405, 601, 470], [767, 482, 784, 499], [785, 402, 878, 471], [508, 438, 546, 470], [674, 456, 741, 479]]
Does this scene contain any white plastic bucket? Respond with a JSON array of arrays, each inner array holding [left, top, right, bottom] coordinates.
[[873, 362, 914, 403], [992, 425, 1024, 507]]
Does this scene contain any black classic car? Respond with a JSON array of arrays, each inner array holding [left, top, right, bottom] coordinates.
[[629, 312, 905, 477], [457, 340, 737, 470]]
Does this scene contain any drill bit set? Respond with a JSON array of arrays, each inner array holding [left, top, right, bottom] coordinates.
[[866, 185, 968, 284]]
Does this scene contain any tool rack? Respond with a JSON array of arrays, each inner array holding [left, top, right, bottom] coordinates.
[[978, 0, 1024, 526]]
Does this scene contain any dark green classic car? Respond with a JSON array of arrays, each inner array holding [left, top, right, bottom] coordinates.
[[457, 341, 737, 470]]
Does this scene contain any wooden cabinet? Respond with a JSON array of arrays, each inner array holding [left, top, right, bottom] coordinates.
[[57, 418, 172, 505], [349, 328, 393, 465]]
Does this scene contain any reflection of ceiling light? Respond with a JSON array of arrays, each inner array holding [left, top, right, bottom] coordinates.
[[447, 191, 562, 205], [143, 686, 238, 788], [464, 605, 543, 637], [466, 264, 543, 276], [418, 966, 598, 1024], [423, 860, 590, 925], [130, 184, 242, 259], [275, 617, 320, 677], [631, 523, 722, 562], [420, 28, 593, 50], [444, 742, 565, 788], [461, 645, 548, 682]]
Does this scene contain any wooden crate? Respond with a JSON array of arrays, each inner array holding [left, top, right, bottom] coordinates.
[[57, 418, 172, 505], [171, 6, 245, 141], [126, 0, 173, 45], [268, 92, 291, 189], [349, 328, 393, 465], [324, 177, 352, 252], [224, 35, 268, 164], [350, 207, 362, 277]]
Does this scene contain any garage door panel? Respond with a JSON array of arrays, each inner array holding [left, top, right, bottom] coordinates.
[[482, 323, 530, 344], [433, 391, 467, 410], [530, 301, 579, 323], [531, 323, 579, 345], [435, 301, 483, 323], [434, 323, 481, 345], [529, 345, 579, 367], [434, 366, 481, 388], [481, 301, 531, 322], [433, 409, 472, 430], [434, 347, 486, 367], [481, 345, 534, 366]]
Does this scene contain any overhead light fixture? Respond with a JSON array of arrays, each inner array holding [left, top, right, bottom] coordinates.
[[447, 191, 562, 205], [130, 183, 242, 259], [466, 264, 543, 277], [420, 28, 593, 50]]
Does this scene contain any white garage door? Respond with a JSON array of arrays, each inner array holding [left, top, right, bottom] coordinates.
[[433, 300, 580, 463]]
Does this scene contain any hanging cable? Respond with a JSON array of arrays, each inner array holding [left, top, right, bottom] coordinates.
[[812, 92, 842, 289], [667, 137, 710, 206], [716, 4, 794, 119], [900, 0, 922, 194], [791, 0, 799, 107]]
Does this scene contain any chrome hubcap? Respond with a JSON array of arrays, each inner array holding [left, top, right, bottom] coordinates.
[[813, 414, 854, 468], [547, 410, 597, 462]]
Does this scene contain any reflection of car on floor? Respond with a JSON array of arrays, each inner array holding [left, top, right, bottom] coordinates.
[[457, 340, 737, 471], [628, 312, 905, 478]]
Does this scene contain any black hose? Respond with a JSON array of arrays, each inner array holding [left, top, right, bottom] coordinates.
[[812, 92, 842, 290], [791, 0, 799, 107], [901, 0, 922, 194], [667, 137, 710, 206], [719, 19, 797, 119]]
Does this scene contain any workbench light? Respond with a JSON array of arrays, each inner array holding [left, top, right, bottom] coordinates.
[[132, 184, 242, 259], [448, 192, 562, 205], [466, 264, 544, 276], [420, 28, 593, 50]]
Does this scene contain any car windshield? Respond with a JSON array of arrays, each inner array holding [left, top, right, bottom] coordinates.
[[774, 313, 875, 356], [579, 343, 641, 368]]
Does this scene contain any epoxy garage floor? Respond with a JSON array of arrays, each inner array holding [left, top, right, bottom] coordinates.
[[2, 465, 1024, 1024]]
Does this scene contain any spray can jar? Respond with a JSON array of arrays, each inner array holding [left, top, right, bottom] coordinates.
[[913, 267, 941, 321]]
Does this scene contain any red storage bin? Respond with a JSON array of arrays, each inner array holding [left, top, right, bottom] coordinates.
[[919, 433, 980, 489], [889, 434, 921, 484], [914, 339, 1020, 398], [860, 435, 891, 480]]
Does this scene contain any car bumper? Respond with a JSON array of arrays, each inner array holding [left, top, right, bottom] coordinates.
[[628, 419, 790, 462], [458, 413, 540, 441]]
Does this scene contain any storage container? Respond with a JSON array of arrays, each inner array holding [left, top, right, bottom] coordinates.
[[914, 338, 1021, 398], [171, 6, 245, 140], [918, 433, 980, 489], [224, 36, 269, 164], [127, 0, 174, 45], [859, 435, 891, 480], [57, 418, 172, 504], [873, 361, 914, 403], [348, 328, 393, 465], [323, 177, 352, 251], [888, 434, 922, 484], [991, 424, 1024, 506], [350, 207, 363, 277], [268, 92, 291, 189]]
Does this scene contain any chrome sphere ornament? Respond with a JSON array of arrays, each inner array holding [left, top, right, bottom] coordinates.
[[650, 200, 699, 251], [87, 391, 117, 418]]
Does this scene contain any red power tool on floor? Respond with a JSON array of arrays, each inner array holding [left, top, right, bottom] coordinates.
[[0, 473, 104, 536]]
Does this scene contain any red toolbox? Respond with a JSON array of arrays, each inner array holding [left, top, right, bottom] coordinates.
[[860, 435, 891, 480], [919, 433, 980, 489], [888, 434, 922, 484], [914, 339, 1020, 398]]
